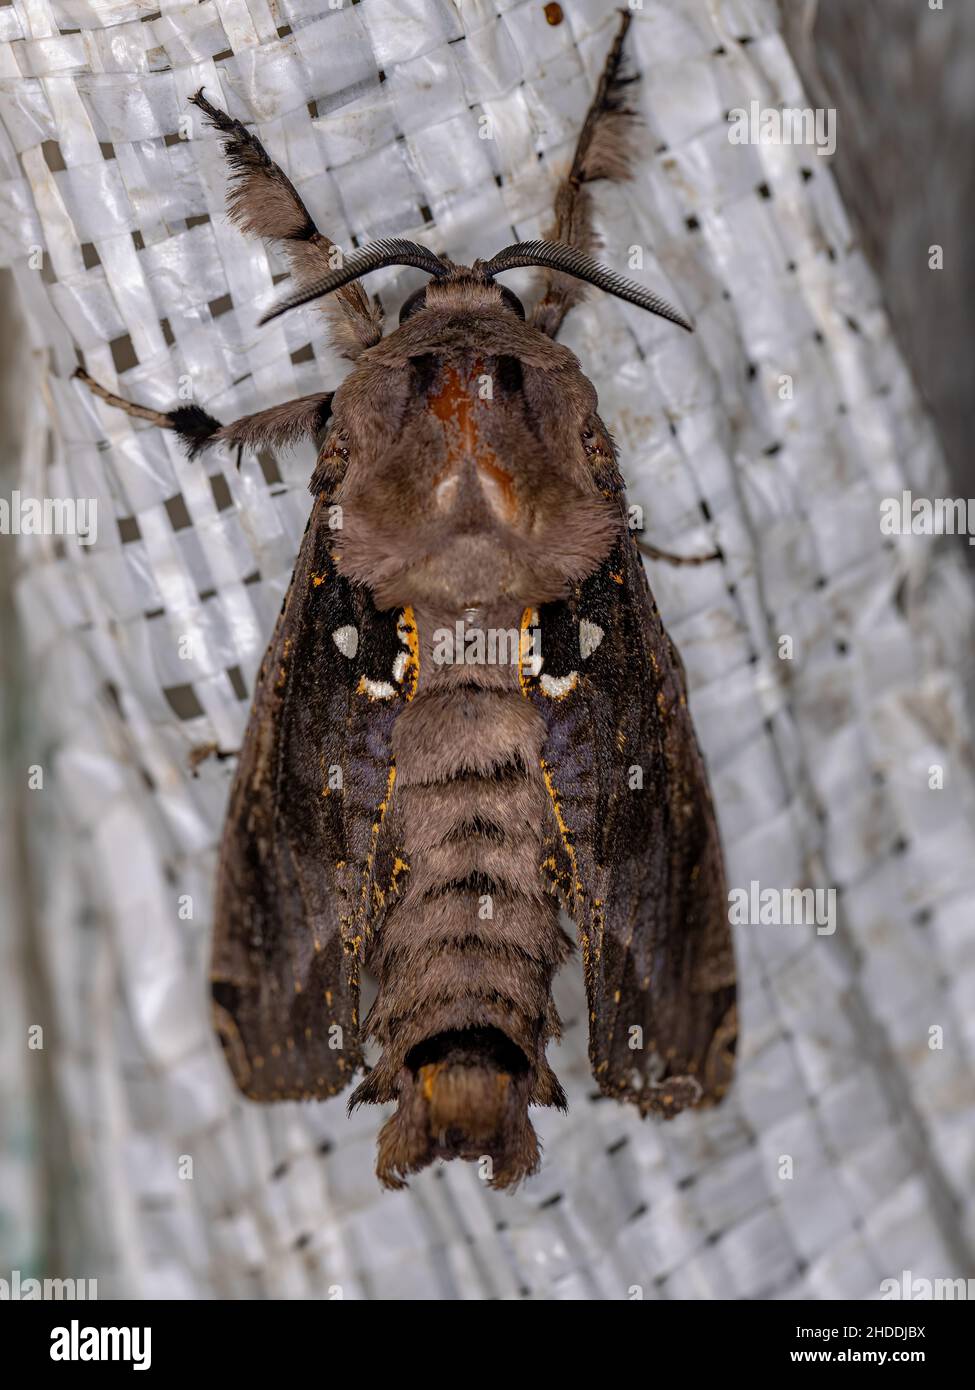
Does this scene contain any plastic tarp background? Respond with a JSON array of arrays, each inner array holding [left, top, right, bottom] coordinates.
[[1, 0, 974, 1299]]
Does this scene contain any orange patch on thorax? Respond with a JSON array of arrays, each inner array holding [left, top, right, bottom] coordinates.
[[428, 360, 517, 520]]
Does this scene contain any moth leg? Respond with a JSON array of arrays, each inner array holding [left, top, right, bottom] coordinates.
[[73, 367, 332, 460], [73, 367, 172, 429], [189, 90, 383, 358], [189, 742, 239, 775], [636, 539, 722, 566], [530, 10, 638, 338]]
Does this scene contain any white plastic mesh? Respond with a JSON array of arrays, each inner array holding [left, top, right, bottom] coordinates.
[[3, 0, 975, 1299]]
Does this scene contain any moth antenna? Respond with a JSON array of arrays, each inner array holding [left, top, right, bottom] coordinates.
[[484, 241, 693, 330], [259, 238, 447, 324], [189, 88, 383, 359], [73, 368, 331, 461]]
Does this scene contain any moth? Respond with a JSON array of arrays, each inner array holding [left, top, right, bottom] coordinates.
[[77, 12, 736, 1189]]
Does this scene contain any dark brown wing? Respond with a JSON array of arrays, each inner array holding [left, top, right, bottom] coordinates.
[[522, 519, 736, 1117], [211, 491, 418, 1101]]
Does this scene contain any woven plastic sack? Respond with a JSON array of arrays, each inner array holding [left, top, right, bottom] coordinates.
[[2, 0, 974, 1299]]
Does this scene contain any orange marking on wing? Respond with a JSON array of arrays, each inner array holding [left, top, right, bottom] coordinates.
[[399, 605, 420, 699]]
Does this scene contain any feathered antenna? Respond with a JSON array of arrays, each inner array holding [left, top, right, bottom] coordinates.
[[259, 239, 447, 324], [483, 241, 692, 330]]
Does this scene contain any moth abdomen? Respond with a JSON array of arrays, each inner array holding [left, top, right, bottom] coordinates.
[[370, 1028, 539, 1192], [355, 670, 570, 1188]]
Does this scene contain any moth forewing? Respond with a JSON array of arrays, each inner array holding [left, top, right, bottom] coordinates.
[[521, 435, 736, 1119]]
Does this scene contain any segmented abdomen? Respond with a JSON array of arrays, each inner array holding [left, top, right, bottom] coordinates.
[[360, 678, 570, 1106]]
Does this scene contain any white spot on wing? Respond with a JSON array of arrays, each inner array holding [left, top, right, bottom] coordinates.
[[579, 619, 604, 659], [332, 625, 359, 658], [359, 677, 395, 700], [392, 650, 408, 683], [541, 672, 578, 698]]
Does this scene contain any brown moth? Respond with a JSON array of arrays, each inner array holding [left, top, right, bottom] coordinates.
[[76, 12, 736, 1190]]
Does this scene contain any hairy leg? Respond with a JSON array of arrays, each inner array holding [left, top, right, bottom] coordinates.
[[189, 742, 239, 774], [73, 367, 331, 462], [190, 90, 383, 358], [636, 539, 722, 567], [530, 11, 639, 338]]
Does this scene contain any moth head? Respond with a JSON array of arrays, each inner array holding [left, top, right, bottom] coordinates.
[[398, 277, 526, 324], [258, 236, 692, 331]]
